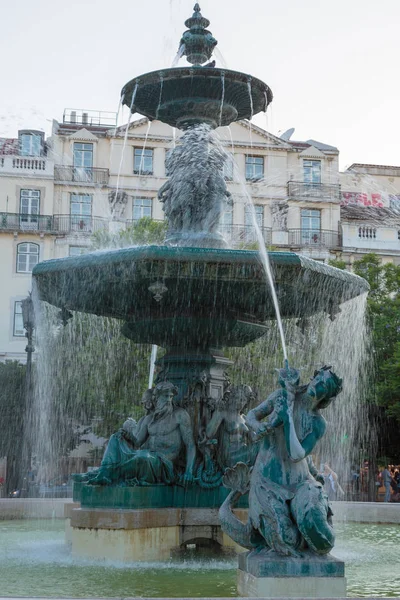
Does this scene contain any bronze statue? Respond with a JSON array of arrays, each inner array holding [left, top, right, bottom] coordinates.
[[73, 382, 196, 485], [219, 366, 343, 557]]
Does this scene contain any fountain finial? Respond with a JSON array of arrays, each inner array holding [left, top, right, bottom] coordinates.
[[180, 3, 217, 65]]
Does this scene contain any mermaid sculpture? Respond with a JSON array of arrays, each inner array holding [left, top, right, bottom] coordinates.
[[219, 365, 342, 556]]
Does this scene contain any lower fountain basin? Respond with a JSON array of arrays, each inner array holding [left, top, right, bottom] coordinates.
[[0, 520, 399, 597], [33, 247, 369, 348]]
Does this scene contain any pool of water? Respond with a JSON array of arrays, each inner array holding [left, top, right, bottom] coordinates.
[[0, 520, 399, 597]]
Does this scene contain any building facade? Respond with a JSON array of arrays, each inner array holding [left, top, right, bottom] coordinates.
[[1, 110, 399, 360]]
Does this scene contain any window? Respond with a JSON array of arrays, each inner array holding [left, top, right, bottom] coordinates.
[[70, 194, 92, 231], [134, 148, 154, 175], [223, 154, 234, 181], [245, 204, 264, 228], [20, 133, 42, 156], [16, 243, 39, 273], [20, 190, 40, 228], [73, 143, 93, 182], [244, 205, 264, 242], [221, 205, 233, 226], [13, 301, 25, 336], [303, 160, 321, 184], [301, 209, 321, 244], [245, 155, 264, 181], [69, 246, 88, 256], [133, 197, 152, 220]]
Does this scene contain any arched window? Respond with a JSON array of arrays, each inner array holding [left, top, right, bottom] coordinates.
[[16, 242, 39, 273]]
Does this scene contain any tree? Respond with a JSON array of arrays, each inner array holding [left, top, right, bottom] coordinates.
[[32, 219, 169, 475], [353, 254, 400, 462], [0, 361, 26, 494], [328, 258, 347, 270], [91, 217, 168, 250]]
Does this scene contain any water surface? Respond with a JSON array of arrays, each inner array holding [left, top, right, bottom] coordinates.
[[0, 520, 399, 597]]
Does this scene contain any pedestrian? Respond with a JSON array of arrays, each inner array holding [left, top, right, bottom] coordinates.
[[323, 463, 344, 500], [381, 466, 392, 502]]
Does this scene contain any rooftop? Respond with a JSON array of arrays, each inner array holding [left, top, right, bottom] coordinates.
[[288, 139, 339, 153], [341, 205, 400, 225], [346, 163, 400, 176]]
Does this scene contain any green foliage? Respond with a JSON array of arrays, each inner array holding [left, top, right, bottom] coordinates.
[[328, 258, 347, 270], [39, 310, 150, 463], [0, 361, 26, 491], [0, 361, 26, 456], [36, 219, 170, 466], [353, 254, 400, 429], [91, 217, 168, 250]]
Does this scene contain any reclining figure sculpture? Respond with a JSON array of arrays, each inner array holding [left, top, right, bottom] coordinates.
[[73, 381, 196, 485]]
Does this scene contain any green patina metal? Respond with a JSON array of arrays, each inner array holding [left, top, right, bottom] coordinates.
[[122, 67, 272, 129], [75, 482, 248, 510], [219, 367, 343, 558], [32, 247, 368, 348], [179, 4, 217, 66], [121, 4, 272, 129]]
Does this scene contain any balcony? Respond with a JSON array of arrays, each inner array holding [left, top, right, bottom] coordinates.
[[54, 165, 109, 185], [52, 215, 109, 234], [220, 224, 272, 246], [288, 181, 341, 203], [0, 156, 53, 177], [288, 229, 340, 249], [0, 213, 55, 233], [0, 213, 109, 235]]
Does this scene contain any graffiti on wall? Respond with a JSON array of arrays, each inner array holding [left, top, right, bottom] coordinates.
[[341, 192, 385, 207]]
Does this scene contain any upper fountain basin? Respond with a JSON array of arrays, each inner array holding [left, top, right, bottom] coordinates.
[[121, 67, 273, 129], [33, 247, 369, 348]]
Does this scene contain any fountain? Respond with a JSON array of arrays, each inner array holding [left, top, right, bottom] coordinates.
[[32, 4, 369, 597]]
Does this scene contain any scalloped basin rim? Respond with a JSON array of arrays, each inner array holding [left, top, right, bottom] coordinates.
[[32, 246, 369, 291], [121, 66, 273, 102]]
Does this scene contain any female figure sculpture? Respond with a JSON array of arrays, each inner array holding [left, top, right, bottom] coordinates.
[[219, 366, 342, 556], [204, 384, 258, 470]]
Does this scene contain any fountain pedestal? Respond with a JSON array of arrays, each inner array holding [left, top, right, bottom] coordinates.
[[237, 551, 346, 598], [67, 504, 247, 561]]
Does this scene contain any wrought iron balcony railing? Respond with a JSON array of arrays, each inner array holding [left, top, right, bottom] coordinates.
[[288, 229, 340, 249], [0, 212, 275, 249], [52, 215, 109, 234], [54, 165, 109, 185], [220, 224, 272, 246], [0, 213, 109, 235], [0, 213, 55, 233], [288, 181, 341, 203]]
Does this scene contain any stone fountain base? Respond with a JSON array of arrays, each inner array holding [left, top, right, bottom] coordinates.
[[237, 550, 346, 598], [67, 505, 246, 562]]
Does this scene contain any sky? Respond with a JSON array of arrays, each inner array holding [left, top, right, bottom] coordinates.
[[1, 0, 399, 170]]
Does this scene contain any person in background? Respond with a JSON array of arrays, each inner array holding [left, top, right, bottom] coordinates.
[[381, 466, 392, 502], [323, 463, 344, 500]]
